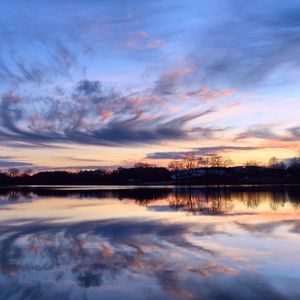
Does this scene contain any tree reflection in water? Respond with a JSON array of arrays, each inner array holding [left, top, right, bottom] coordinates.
[[168, 188, 234, 215], [1, 186, 300, 214], [131, 187, 300, 215]]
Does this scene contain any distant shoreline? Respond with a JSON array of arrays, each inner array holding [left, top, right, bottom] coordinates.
[[1, 165, 300, 186], [1, 183, 300, 189]]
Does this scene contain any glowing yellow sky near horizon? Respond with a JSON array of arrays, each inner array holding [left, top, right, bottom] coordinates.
[[0, 139, 298, 170], [0, 91, 298, 170]]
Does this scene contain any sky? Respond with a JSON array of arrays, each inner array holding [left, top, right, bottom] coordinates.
[[0, 0, 300, 170]]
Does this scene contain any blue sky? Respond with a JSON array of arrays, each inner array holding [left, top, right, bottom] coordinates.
[[0, 0, 300, 169]]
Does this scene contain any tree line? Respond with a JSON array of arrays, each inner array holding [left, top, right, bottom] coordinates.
[[0, 154, 300, 185]]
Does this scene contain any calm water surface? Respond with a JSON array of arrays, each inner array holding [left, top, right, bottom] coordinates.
[[0, 186, 300, 300]]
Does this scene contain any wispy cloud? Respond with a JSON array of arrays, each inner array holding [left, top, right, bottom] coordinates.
[[190, 0, 300, 86], [0, 80, 216, 147], [186, 87, 236, 102], [235, 126, 300, 142], [0, 155, 33, 168], [146, 146, 263, 159]]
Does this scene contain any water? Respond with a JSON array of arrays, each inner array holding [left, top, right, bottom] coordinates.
[[0, 186, 300, 300]]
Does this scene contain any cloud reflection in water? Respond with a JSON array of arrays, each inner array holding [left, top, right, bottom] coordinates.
[[0, 187, 300, 299]]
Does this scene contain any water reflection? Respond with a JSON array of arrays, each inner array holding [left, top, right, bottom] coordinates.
[[0, 186, 300, 299], [1, 186, 300, 214]]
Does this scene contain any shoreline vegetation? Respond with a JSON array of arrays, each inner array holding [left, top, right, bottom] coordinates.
[[1, 154, 300, 186]]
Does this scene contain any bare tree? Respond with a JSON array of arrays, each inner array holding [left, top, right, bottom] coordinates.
[[23, 168, 33, 176], [8, 168, 20, 178], [206, 154, 233, 168], [197, 156, 210, 168], [134, 162, 156, 168], [182, 154, 199, 186], [168, 159, 183, 185], [169, 153, 232, 185], [182, 154, 198, 170], [268, 157, 285, 169]]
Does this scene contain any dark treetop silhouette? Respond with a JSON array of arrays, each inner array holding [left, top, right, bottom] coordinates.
[[1, 155, 300, 185]]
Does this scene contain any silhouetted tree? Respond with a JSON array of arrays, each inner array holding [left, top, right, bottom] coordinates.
[[182, 154, 199, 186], [23, 168, 33, 177], [168, 159, 183, 185], [1, 156, 300, 186], [197, 156, 210, 168], [134, 162, 156, 168], [289, 157, 300, 169], [244, 160, 261, 167], [8, 168, 20, 178], [205, 154, 233, 168], [268, 157, 285, 169]]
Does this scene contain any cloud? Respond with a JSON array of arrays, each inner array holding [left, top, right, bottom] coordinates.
[[62, 157, 105, 163], [186, 87, 236, 102], [190, 0, 300, 86], [2, 0, 300, 91], [0, 80, 216, 147], [146, 146, 262, 159], [126, 31, 165, 50], [0, 161, 33, 168], [39, 165, 117, 171], [235, 126, 300, 142], [0, 1, 173, 87], [153, 67, 193, 95], [0, 35, 77, 86], [0, 155, 33, 168], [75, 80, 102, 96], [287, 126, 300, 139]]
